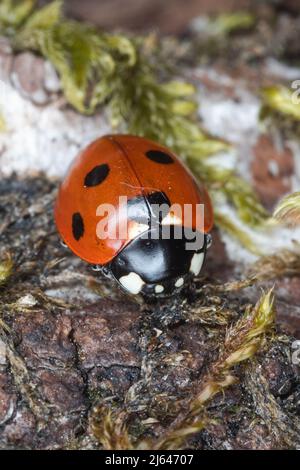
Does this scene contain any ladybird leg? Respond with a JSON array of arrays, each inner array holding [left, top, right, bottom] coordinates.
[[60, 239, 68, 249], [91, 264, 113, 279], [91, 265, 102, 272], [206, 233, 213, 249]]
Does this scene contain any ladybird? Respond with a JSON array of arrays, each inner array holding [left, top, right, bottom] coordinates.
[[54, 135, 213, 297]]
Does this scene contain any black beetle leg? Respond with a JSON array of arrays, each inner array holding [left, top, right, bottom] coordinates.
[[91, 264, 113, 279], [91, 265, 102, 272], [206, 233, 213, 249], [60, 239, 68, 249]]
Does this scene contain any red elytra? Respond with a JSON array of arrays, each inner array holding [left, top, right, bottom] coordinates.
[[54, 134, 214, 266]]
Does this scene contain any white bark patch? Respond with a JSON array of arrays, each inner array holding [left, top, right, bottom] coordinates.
[[0, 79, 110, 177]]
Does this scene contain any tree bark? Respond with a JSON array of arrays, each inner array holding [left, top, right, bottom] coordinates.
[[1, 11, 300, 448]]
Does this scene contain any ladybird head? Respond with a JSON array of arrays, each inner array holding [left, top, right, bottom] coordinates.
[[108, 225, 211, 297]]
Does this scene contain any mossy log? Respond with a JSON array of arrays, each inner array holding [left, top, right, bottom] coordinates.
[[1, 9, 300, 448]]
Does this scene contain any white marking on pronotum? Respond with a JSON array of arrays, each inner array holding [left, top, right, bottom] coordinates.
[[175, 277, 184, 288], [119, 272, 145, 295], [155, 285, 164, 294], [190, 252, 204, 276]]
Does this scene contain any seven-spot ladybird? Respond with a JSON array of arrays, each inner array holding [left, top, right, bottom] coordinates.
[[54, 135, 213, 297]]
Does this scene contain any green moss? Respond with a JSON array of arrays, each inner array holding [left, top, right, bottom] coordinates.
[[0, 0, 36, 30], [0, 255, 13, 286], [213, 211, 263, 255], [204, 12, 255, 36], [214, 12, 255, 34], [274, 192, 300, 226], [261, 86, 300, 121]]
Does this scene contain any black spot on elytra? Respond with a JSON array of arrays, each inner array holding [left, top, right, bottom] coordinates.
[[145, 150, 174, 164], [148, 191, 170, 207], [149, 191, 171, 222], [127, 191, 171, 225], [72, 212, 84, 241], [127, 195, 150, 225], [84, 164, 110, 187]]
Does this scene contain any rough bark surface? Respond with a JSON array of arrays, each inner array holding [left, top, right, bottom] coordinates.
[[0, 177, 299, 449]]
